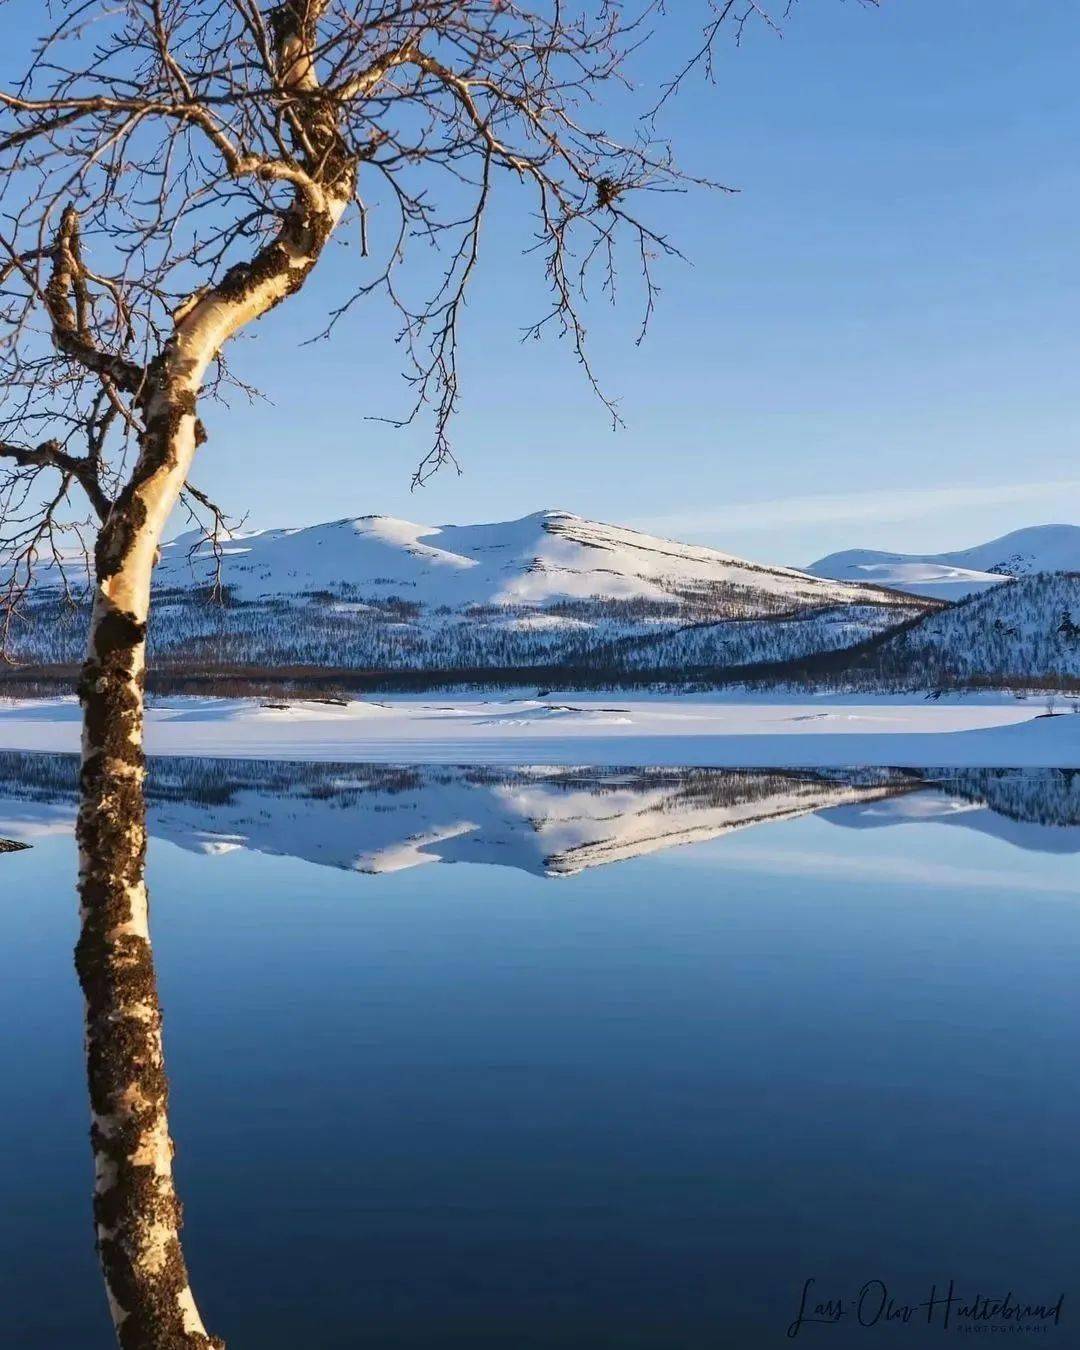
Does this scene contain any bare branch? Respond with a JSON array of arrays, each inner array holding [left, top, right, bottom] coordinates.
[[43, 206, 146, 395], [0, 436, 111, 522]]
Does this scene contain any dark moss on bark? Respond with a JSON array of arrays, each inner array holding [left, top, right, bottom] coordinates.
[[210, 202, 337, 317], [78, 606, 146, 782], [95, 495, 149, 581], [96, 377, 197, 580]]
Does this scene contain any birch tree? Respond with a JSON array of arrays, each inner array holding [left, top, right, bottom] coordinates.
[[0, 2, 824, 1346]]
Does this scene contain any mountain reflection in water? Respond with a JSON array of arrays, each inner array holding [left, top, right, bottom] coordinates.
[[0, 754, 1077, 876]]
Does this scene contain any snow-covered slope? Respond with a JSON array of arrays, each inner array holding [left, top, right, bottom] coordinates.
[[807, 524, 1080, 600], [14, 510, 927, 677], [155, 509, 903, 608]]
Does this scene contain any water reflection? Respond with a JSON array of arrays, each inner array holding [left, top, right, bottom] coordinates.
[[2, 755, 1079, 1349], [0, 753, 1077, 875], [824, 767, 1080, 855]]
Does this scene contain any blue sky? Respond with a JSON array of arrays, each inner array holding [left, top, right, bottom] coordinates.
[[13, 2, 1080, 565]]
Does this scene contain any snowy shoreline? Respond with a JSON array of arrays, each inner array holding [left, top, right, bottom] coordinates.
[[1, 692, 1078, 767]]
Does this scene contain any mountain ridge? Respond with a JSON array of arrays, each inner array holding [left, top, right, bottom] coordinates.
[[9, 511, 1076, 691], [806, 523, 1080, 601]]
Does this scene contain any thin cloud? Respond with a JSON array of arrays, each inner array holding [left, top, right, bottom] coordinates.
[[638, 480, 1080, 538]]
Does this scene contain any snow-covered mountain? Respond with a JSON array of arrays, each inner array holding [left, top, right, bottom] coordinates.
[[9, 510, 1079, 690], [806, 524, 1080, 601], [13, 510, 928, 677]]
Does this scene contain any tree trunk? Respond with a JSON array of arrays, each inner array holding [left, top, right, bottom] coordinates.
[[75, 381, 223, 1348], [71, 172, 351, 1347]]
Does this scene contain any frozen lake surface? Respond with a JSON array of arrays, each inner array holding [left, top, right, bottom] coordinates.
[[1, 692, 1079, 765]]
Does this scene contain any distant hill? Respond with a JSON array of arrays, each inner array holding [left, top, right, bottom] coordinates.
[[806, 524, 1080, 600]]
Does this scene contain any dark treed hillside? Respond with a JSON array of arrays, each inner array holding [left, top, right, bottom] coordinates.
[[852, 573, 1080, 690]]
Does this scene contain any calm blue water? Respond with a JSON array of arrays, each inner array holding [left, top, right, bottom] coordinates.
[[0, 759, 1077, 1347]]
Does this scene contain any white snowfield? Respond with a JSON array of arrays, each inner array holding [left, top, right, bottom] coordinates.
[[1, 693, 1077, 767], [806, 523, 1080, 600]]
